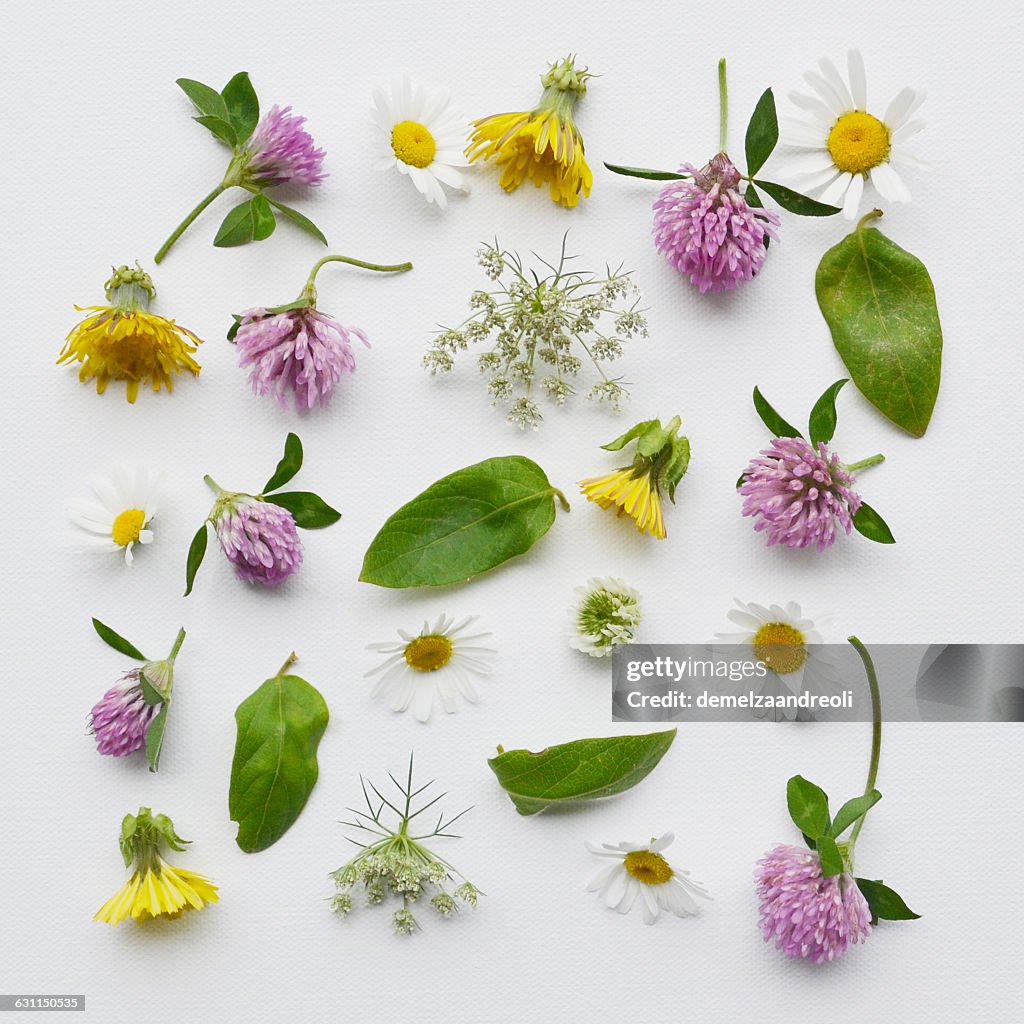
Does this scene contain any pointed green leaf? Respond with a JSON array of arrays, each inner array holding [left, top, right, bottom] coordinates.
[[745, 88, 778, 177], [193, 114, 238, 147], [145, 705, 168, 773], [221, 71, 259, 140], [265, 198, 328, 246], [786, 775, 831, 839], [229, 671, 329, 852], [754, 179, 841, 216], [829, 789, 882, 837], [853, 501, 896, 544], [227, 314, 242, 342], [487, 730, 676, 816], [360, 456, 567, 588], [603, 162, 691, 181], [139, 675, 165, 705], [250, 193, 276, 241], [92, 619, 147, 661], [176, 78, 229, 120], [184, 522, 209, 596], [808, 378, 848, 447], [816, 834, 844, 878], [263, 491, 340, 529], [263, 432, 303, 493], [815, 216, 942, 436], [213, 199, 256, 247], [753, 386, 802, 439], [745, 185, 770, 248], [855, 878, 920, 922]]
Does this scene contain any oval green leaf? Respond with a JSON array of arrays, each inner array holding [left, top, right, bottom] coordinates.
[[487, 730, 676, 816], [184, 522, 209, 597], [786, 774, 831, 839], [214, 199, 256, 247], [221, 70, 259, 140], [753, 179, 841, 216], [603, 162, 691, 181], [753, 386, 802, 439], [264, 491, 340, 529], [250, 193, 276, 241], [193, 114, 238, 148], [855, 878, 920, 921], [808, 378, 848, 447], [266, 197, 328, 246], [92, 618, 147, 661], [815, 216, 942, 436], [229, 672, 329, 852], [829, 789, 882, 838], [360, 455, 567, 588], [816, 834, 844, 878], [176, 78, 229, 120], [853, 501, 896, 544], [745, 87, 778, 177], [263, 432, 303, 493]]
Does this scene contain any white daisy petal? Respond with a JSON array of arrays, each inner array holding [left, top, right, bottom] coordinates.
[[68, 464, 162, 564], [818, 57, 855, 111], [841, 173, 865, 219], [789, 91, 836, 126], [804, 70, 848, 118], [892, 118, 926, 143], [820, 171, 853, 207], [847, 50, 867, 109], [884, 87, 924, 129], [870, 161, 910, 203]]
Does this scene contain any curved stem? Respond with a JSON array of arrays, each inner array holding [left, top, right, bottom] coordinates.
[[154, 184, 229, 264], [856, 208, 883, 232], [718, 58, 729, 152], [847, 636, 882, 848], [305, 254, 414, 290], [167, 628, 187, 662], [845, 454, 885, 473], [277, 652, 298, 677], [203, 474, 225, 496]]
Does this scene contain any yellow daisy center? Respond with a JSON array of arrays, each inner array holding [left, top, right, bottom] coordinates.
[[404, 634, 453, 672], [827, 111, 890, 174], [624, 850, 674, 886], [752, 623, 807, 675], [391, 120, 437, 168], [111, 508, 146, 547]]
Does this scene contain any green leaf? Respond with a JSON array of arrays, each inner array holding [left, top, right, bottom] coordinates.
[[786, 775, 831, 839], [808, 378, 848, 447], [227, 314, 242, 342], [736, 471, 747, 489], [221, 71, 259, 140], [816, 834, 844, 878], [829, 789, 882, 837], [176, 78, 229, 120], [853, 501, 896, 544], [263, 491, 340, 529], [92, 618, 147, 661], [753, 180, 841, 217], [229, 670, 329, 852], [145, 705, 168, 773], [360, 455, 567, 588], [603, 162, 691, 181], [184, 523, 209, 597], [487, 730, 677, 816], [139, 675, 165, 705], [265, 197, 328, 246], [745, 185, 770, 249], [855, 878, 921, 922], [744, 88, 778, 177], [250, 193, 276, 241], [753, 386, 802, 439], [213, 199, 256, 247], [263, 433, 303, 493], [193, 114, 238, 147], [815, 215, 942, 436]]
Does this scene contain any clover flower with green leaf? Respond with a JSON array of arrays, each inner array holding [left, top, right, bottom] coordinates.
[[424, 235, 647, 429], [330, 756, 480, 936]]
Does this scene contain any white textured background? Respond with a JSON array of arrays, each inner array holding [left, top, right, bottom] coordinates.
[[3, 0, 1023, 1021]]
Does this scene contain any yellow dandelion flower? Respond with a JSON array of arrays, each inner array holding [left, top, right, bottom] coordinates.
[[58, 264, 202, 403], [579, 417, 691, 540], [94, 807, 218, 926], [467, 55, 593, 208]]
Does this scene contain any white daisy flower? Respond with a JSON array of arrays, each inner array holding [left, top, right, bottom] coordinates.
[[568, 577, 642, 658], [783, 50, 926, 219], [67, 464, 163, 565], [371, 77, 471, 208], [716, 599, 837, 721], [586, 833, 710, 924], [365, 614, 495, 722]]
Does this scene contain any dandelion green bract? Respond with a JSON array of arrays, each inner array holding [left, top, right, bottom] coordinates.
[[815, 210, 942, 436], [229, 657, 329, 852], [360, 456, 568, 588], [487, 730, 676, 816]]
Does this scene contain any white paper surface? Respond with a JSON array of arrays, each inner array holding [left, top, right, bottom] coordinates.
[[3, 0, 1023, 1020]]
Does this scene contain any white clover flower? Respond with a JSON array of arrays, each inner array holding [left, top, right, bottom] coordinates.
[[568, 577, 642, 658]]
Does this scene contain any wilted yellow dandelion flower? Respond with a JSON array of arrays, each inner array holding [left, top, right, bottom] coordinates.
[[94, 807, 218, 926], [467, 56, 593, 208], [58, 264, 202, 403]]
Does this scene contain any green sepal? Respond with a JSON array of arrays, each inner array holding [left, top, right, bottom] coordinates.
[[92, 618, 147, 661], [744, 87, 779, 177], [663, 435, 691, 503], [139, 674, 165, 706], [853, 502, 896, 544], [786, 774, 831, 839], [264, 433, 303, 493], [829, 789, 882, 838], [184, 522, 209, 596], [193, 114, 238, 147], [753, 180, 841, 216], [753, 386, 802, 439], [816, 834, 844, 878], [145, 706, 168, 773], [600, 420, 657, 452], [855, 878, 921, 922], [265, 197, 328, 246], [263, 491, 341, 529], [603, 162, 691, 181], [808, 378, 848, 447], [221, 71, 259, 140]]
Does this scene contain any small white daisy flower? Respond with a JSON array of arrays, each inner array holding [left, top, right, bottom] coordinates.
[[568, 577, 642, 658], [586, 833, 710, 924], [783, 50, 926, 219], [716, 599, 837, 721], [371, 77, 471, 208], [365, 614, 495, 722], [67, 464, 164, 565]]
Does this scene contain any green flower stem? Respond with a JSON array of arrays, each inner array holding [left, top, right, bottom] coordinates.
[[277, 652, 298, 677], [154, 184, 230, 264], [300, 254, 414, 305], [845, 454, 886, 472], [203, 474, 225, 496], [847, 636, 882, 850], [856, 208, 884, 232], [718, 58, 728, 152], [167, 628, 187, 662]]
